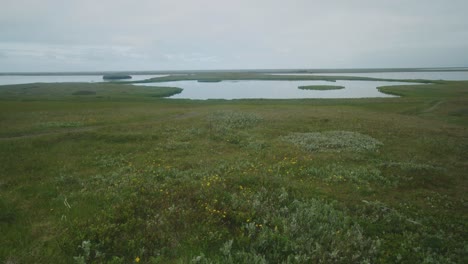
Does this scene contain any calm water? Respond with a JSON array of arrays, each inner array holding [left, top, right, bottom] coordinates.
[[271, 71, 468, 80], [1, 72, 450, 99], [0, 75, 167, 85], [137, 80, 416, 99]]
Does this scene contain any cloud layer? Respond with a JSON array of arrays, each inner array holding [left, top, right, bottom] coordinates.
[[1, 0, 467, 71]]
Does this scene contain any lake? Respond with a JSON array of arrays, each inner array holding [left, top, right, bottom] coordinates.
[[270, 71, 468, 80], [5, 71, 464, 99], [0, 75, 167, 86], [136, 80, 415, 99]]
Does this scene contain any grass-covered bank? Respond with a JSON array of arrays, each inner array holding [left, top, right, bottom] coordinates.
[[0, 82, 182, 101], [298, 85, 345, 90], [0, 80, 467, 263], [130, 72, 440, 84]]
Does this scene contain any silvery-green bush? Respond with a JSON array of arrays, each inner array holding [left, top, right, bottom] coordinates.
[[195, 188, 381, 264]]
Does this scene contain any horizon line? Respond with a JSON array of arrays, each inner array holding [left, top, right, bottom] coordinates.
[[1, 66, 468, 75]]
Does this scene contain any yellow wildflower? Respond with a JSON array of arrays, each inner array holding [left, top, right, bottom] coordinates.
[[135, 256, 140, 262]]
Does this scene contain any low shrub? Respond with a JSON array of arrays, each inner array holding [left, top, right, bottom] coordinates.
[[282, 131, 383, 152], [208, 111, 262, 131]]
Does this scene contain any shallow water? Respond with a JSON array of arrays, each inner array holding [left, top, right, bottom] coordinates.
[[0, 75, 167, 85], [0, 73, 432, 99], [136, 80, 415, 99], [270, 71, 468, 81]]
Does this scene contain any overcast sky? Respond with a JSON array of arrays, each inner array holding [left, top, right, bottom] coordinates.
[[1, 0, 467, 72]]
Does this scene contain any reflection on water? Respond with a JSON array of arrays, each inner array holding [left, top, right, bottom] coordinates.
[[137, 80, 416, 99], [0, 75, 167, 85]]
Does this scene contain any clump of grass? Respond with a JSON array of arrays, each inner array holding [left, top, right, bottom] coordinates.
[[207, 111, 262, 145], [282, 131, 383, 152], [380, 161, 444, 172], [298, 85, 345, 90], [209, 111, 262, 129], [38, 121, 84, 128], [379, 161, 447, 188], [304, 164, 396, 187], [94, 154, 129, 169], [163, 139, 191, 151], [208, 111, 262, 130], [72, 90, 96, 95], [0, 199, 17, 224], [448, 108, 468, 116]]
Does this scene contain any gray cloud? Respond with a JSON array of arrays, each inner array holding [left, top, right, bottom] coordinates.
[[1, 0, 467, 71]]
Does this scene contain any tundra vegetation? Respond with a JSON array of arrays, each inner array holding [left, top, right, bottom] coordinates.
[[131, 72, 438, 84], [0, 73, 467, 263], [102, 74, 132, 80], [298, 85, 345, 90]]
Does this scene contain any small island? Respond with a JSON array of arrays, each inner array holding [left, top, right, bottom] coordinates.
[[298, 85, 345, 91], [102, 74, 132, 80], [197, 79, 222, 83]]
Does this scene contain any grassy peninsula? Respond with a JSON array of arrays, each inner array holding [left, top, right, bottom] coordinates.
[[0, 75, 467, 263], [0, 82, 182, 100], [298, 85, 345, 90], [131, 72, 439, 84], [102, 74, 132, 80]]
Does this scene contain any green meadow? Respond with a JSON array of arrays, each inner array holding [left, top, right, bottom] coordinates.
[[0, 75, 467, 263]]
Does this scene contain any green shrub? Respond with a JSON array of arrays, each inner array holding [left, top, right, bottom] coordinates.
[[197, 188, 381, 263]]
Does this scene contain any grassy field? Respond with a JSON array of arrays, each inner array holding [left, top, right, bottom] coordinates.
[[0, 77, 467, 263], [0, 82, 182, 101]]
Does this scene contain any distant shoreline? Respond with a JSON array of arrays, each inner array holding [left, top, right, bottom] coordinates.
[[1, 67, 468, 76]]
